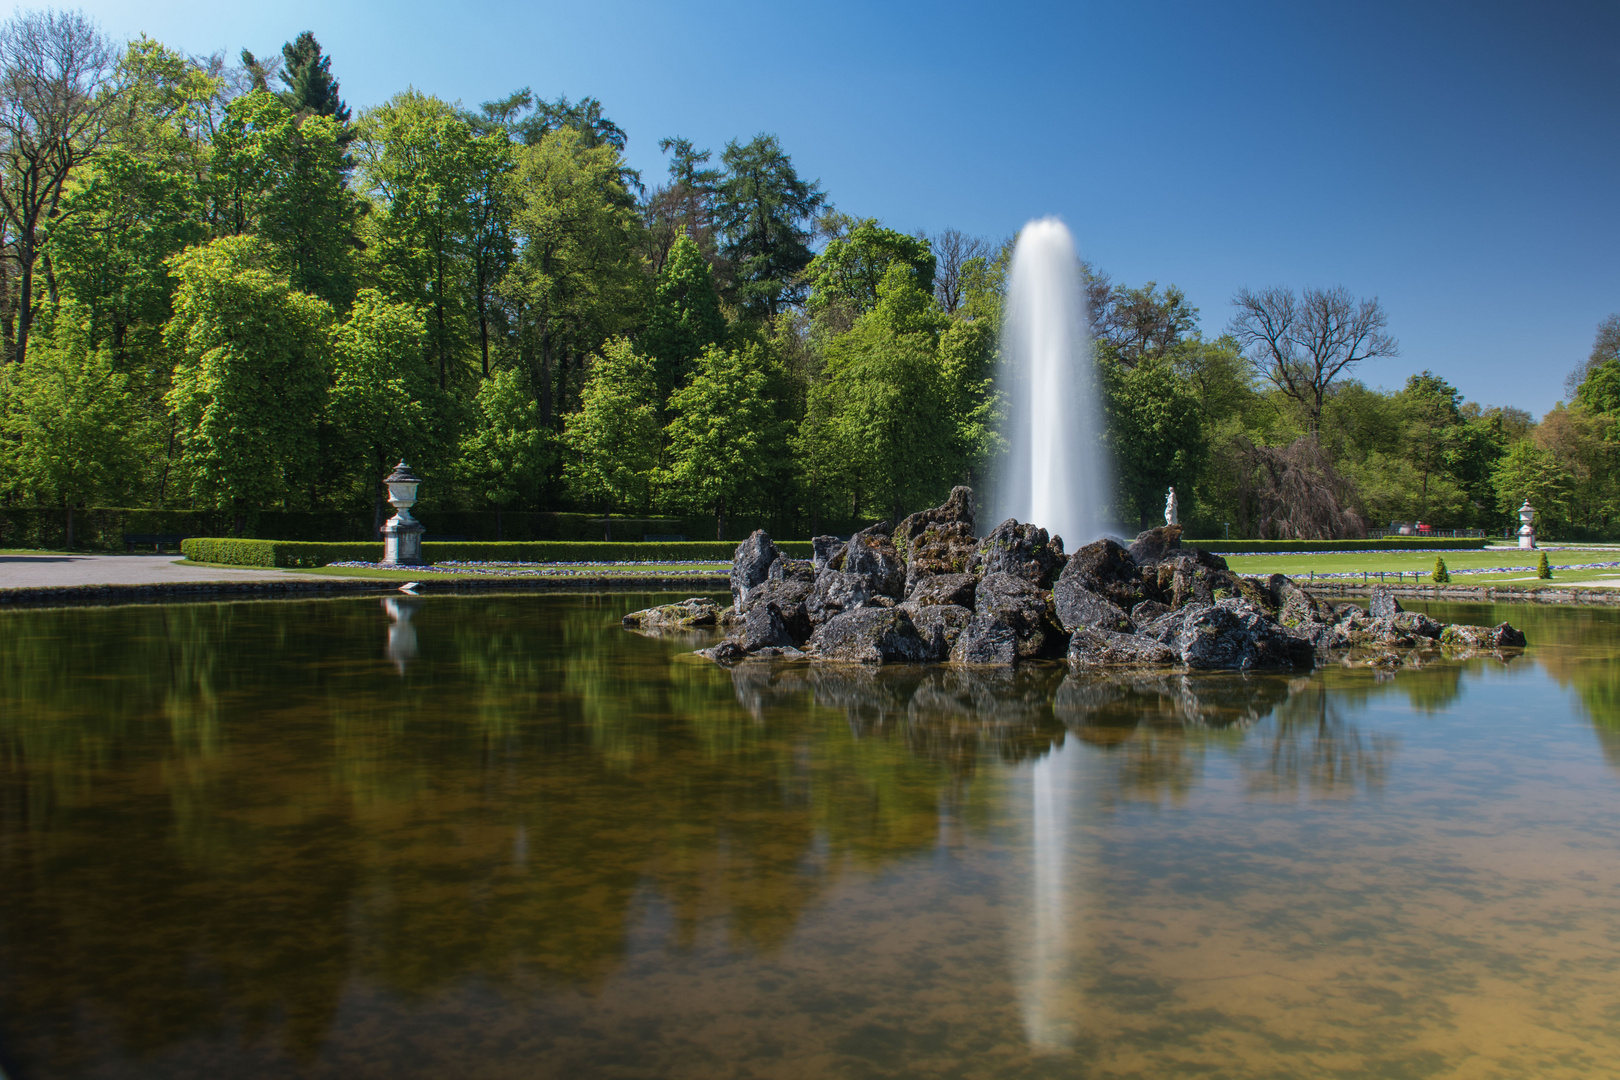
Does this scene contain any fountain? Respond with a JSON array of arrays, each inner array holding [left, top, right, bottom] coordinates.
[[993, 218, 1113, 549]]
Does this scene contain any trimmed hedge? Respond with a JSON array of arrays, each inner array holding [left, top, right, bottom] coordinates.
[[182, 538, 814, 568], [1188, 538, 1494, 554]]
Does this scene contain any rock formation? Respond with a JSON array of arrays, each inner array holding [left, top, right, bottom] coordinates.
[[625, 490, 1526, 671]]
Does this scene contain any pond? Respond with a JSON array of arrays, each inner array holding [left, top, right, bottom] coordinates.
[[1, 593, 1617, 1079]]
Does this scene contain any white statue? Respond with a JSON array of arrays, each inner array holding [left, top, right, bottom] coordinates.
[[1165, 486, 1179, 527]]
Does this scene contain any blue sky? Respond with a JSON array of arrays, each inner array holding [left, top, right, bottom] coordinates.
[[59, 0, 1620, 415]]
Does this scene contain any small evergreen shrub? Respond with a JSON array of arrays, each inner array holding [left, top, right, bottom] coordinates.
[[1431, 557, 1450, 583], [1537, 551, 1552, 579]]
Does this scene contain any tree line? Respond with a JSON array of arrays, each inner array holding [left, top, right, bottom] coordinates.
[[0, 11, 1612, 543]]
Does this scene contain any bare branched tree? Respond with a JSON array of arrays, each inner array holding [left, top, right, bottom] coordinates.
[[0, 8, 120, 363], [930, 227, 993, 314], [1564, 313, 1620, 401], [1236, 435, 1366, 540], [1229, 285, 1398, 433]]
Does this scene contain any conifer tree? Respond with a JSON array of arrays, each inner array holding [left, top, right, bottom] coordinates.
[[1432, 556, 1450, 583], [643, 235, 725, 405], [1537, 550, 1552, 579], [279, 31, 350, 123]]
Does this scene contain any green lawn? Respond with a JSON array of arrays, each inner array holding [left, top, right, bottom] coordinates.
[[1220, 545, 1620, 585]]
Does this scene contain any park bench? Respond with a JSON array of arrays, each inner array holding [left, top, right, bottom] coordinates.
[[123, 533, 189, 552]]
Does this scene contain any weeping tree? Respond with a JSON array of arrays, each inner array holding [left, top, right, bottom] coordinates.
[[1235, 436, 1366, 540]]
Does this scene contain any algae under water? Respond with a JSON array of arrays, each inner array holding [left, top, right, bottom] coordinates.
[[0, 593, 1618, 1078]]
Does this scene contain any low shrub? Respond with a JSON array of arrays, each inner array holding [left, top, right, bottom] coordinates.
[[1537, 551, 1552, 579], [182, 538, 813, 568], [1432, 557, 1451, 583]]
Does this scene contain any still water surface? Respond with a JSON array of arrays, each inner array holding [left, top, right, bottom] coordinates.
[[1, 593, 1618, 1078]]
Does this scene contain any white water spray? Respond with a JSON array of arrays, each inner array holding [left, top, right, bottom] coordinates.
[[993, 218, 1112, 548]]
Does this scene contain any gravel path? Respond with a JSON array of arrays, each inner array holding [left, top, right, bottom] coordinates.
[[0, 554, 319, 589]]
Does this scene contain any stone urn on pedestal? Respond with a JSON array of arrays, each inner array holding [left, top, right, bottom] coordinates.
[[1517, 500, 1537, 550], [380, 461, 426, 566]]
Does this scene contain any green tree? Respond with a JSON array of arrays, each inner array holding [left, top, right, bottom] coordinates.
[[660, 343, 785, 539], [505, 127, 646, 426], [1105, 355, 1207, 529], [278, 32, 350, 123], [804, 265, 955, 525], [713, 134, 824, 319], [457, 367, 554, 525], [164, 237, 333, 530], [0, 307, 132, 546], [212, 90, 359, 307], [806, 219, 935, 318], [354, 91, 478, 389], [328, 290, 438, 526], [49, 38, 216, 354], [642, 234, 725, 404], [1493, 440, 1572, 540], [562, 338, 660, 529]]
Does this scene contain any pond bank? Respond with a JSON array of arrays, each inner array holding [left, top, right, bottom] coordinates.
[[1311, 580, 1620, 605]]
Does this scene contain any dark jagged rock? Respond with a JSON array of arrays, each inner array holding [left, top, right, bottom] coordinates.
[[949, 612, 1020, 665], [1368, 586, 1402, 621], [1131, 599, 1172, 624], [806, 571, 872, 626], [1441, 622, 1527, 650], [730, 577, 813, 641], [622, 597, 720, 629], [738, 601, 796, 651], [812, 535, 845, 572], [696, 639, 749, 665], [1062, 538, 1160, 611], [904, 521, 980, 590], [1127, 524, 1183, 566], [905, 572, 978, 609], [683, 485, 1529, 671], [841, 530, 906, 598], [1067, 628, 1178, 669], [971, 520, 1068, 587], [1394, 611, 1443, 640], [805, 607, 933, 664], [895, 485, 975, 555], [903, 602, 972, 660], [965, 572, 1068, 661], [769, 557, 817, 583], [897, 487, 978, 588], [1053, 578, 1135, 634], [730, 530, 779, 610], [1176, 599, 1315, 669]]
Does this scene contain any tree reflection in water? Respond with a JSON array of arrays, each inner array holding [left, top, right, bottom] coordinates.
[[0, 592, 1609, 1077]]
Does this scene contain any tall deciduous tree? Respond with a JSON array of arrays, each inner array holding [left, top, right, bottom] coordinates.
[[212, 90, 358, 307], [713, 134, 823, 320], [660, 343, 785, 539], [1, 305, 131, 546], [164, 236, 333, 530], [506, 126, 644, 425], [806, 219, 935, 318], [328, 289, 437, 530], [805, 265, 955, 525], [355, 91, 477, 389], [1229, 285, 1398, 434], [562, 338, 659, 529], [0, 9, 120, 364], [458, 367, 553, 523]]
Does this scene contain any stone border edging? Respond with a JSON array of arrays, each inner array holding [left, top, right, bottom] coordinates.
[[0, 574, 730, 610], [1309, 581, 1620, 605]]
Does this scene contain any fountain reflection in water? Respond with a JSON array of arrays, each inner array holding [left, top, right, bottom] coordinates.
[[994, 217, 1112, 549], [1020, 748, 1076, 1049]]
